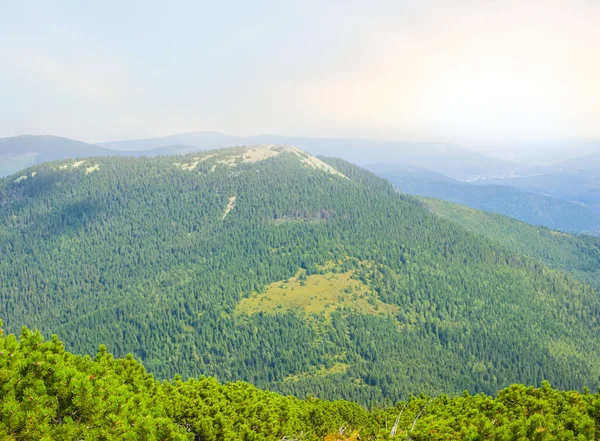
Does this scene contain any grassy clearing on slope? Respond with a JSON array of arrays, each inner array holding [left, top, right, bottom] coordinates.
[[235, 265, 399, 319], [222, 195, 237, 219]]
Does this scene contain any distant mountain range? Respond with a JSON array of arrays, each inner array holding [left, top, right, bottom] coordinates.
[[0, 135, 116, 176], [99, 131, 519, 180], [472, 152, 600, 213], [0, 132, 517, 180], [371, 165, 600, 236]]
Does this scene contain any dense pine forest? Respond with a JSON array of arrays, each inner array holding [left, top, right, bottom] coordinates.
[[2, 323, 600, 440], [1, 145, 600, 406], [422, 198, 600, 290]]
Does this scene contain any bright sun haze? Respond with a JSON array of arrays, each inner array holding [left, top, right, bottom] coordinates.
[[0, 0, 598, 154]]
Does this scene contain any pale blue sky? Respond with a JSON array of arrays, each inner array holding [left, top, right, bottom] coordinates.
[[1, 0, 599, 154]]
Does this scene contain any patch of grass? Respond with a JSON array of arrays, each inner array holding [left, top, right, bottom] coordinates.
[[284, 362, 350, 382], [235, 264, 399, 319]]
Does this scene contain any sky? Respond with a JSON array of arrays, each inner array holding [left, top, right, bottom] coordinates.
[[1, 0, 599, 160]]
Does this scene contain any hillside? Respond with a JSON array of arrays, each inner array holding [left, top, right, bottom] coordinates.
[[3, 324, 600, 440], [422, 198, 600, 291], [477, 169, 600, 210], [1, 145, 600, 405], [372, 166, 600, 236]]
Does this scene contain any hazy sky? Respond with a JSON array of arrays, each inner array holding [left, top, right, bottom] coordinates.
[[1, 0, 599, 157]]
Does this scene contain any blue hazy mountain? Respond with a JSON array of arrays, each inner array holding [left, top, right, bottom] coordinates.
[[371, 164, 600, 236], [0, 135, 116, 176], [473, 151, 600, 212]]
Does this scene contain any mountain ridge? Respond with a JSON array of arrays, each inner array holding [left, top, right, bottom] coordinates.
[[421, 197, 600, 290], [1, 132, 515, 180], [0, 135, 115, 177], [99, 130, 517, 180]]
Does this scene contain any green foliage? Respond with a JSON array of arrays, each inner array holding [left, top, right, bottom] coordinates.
[[375, 382, 600, 440], [423, 197, 600, 290], [1, 149, 600, 405], [2, 327, 600, 440], [0, 326, 187, 440], [0, 327, 376, 441]]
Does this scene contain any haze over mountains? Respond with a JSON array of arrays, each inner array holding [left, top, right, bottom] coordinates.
[[372, 165, 600, 236], [1, 131, 516, 180], [0, 135, 116, 177], [475, 154, 600, 213]]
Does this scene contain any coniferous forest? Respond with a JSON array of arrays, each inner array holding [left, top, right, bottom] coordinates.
[[2, 322, 600, 440], [2, 146, 600, 439]]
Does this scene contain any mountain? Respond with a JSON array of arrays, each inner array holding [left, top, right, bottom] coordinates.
[[1, 145, 600, 405], [3, 324, 599, 440], [0, 135, 115, 177], [100, 130, 237, 152], [474, 168, 600, 209], [0, 134, 223, 177], [2, 132, 517, 181], [556, 151, 600, 171], [100, 131, 516, 180], [471, 150, 600, 212], [370, 165, 600, 236]]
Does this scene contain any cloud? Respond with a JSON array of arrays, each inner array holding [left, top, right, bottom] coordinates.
[[266, 0, 600, 141]]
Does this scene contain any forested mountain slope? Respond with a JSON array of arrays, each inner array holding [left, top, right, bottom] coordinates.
[[371, 166, 600, 236], [1, 145, 600, 405], [3, 323, 600, 441], [422, 198, 600, 291]]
